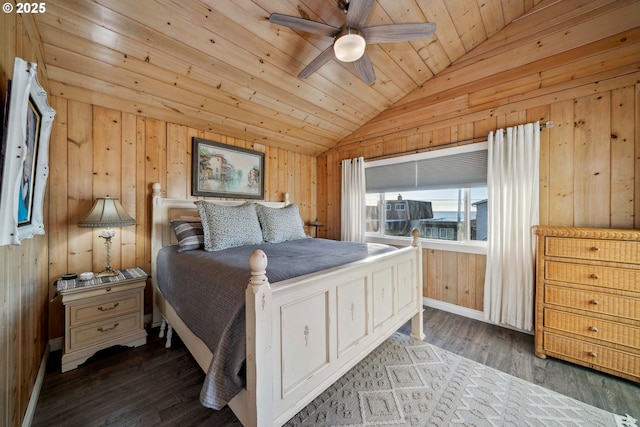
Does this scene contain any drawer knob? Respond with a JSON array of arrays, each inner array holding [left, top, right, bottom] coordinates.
[[590, 246, 600, 252], [590, 274, 599, 279], [588, 352, 597, 358], [98, 302, 119, 312], [589, 326, 599, 333], [97, 322, 119, 333], [589, 300, 599, 305]]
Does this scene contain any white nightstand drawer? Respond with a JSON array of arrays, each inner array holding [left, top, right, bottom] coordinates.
[[69, 290, 142, 327], [68, 312, 142, 351]]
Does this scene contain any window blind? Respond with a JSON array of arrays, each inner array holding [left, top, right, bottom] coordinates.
[[365, 149, 487, 193]]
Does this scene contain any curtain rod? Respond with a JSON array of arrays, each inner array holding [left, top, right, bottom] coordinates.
[[360, 121, 554, 163]]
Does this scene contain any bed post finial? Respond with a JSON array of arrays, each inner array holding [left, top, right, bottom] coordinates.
[[249, 249, 269, 289], [411, 228, 421, 247], [152, 182, 162, 197], [284, 192, 290, 206]]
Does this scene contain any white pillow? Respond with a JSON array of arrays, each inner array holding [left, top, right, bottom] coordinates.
[[195, 201, 263, 251], [256, 204, 307, 243]]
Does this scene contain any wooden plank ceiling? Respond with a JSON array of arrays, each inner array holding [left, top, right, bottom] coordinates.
[[34, 0, 543, 156]]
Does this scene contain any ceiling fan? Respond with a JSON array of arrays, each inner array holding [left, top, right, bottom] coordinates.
[[269, 0, 436, 84]]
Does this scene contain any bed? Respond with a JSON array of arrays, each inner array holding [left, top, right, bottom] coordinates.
[[150, 183, 425, 427]]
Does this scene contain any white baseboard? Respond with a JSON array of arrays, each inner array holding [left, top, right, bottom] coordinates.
[[423, 297, 485, 321], [423, 298, 533, 335], [22, 342, 50, 427]]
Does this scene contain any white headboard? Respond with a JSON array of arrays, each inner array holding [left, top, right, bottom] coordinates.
[[149, 182, 289, 326]]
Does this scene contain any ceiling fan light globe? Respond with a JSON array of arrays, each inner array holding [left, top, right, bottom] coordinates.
[[334, 33, 366, 62]]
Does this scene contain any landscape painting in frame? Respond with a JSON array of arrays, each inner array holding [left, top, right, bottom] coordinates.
[[192, 137, 264, 199]]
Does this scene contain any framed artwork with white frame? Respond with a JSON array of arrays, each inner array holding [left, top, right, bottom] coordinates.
[[0, 58, 56, 246]]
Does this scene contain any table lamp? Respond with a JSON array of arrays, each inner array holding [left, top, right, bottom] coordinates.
[[78, 196, 135, 277], [308, 219, 324, 238]]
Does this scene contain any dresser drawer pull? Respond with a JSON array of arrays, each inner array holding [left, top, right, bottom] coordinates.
[[105, 287, 112, 292], [589, 326, 599, 333], [589, 300, 599, 305], [588, 351, 597, 358], [98, 302, 119, 312], [590, 246, 600, 252], [97, 323, 119, 333], [589, 274, 599, 279]]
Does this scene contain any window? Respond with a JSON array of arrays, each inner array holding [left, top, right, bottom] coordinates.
[[365, 144, 488, 243]]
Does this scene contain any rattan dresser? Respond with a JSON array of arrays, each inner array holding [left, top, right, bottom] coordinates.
[[535, 226, 639, 382]]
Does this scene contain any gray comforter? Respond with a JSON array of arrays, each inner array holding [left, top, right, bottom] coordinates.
[[156, 238, 395, 409]]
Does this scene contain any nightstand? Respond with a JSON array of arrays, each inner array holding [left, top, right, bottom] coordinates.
[[57, 268, 148, 372]]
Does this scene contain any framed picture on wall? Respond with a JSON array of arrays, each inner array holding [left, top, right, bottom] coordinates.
[[192, 137, 265, 199], [0, 58, 56, 246], [19, 97, 41, 226]]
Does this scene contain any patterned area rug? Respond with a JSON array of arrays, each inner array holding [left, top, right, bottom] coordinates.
[[285, 333, 637, 427]]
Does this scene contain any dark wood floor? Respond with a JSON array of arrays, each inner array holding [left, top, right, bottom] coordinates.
[[32, 307, 639, 426]]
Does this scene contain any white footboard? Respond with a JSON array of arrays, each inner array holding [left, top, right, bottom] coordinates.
[[234, 231, 424, 427]]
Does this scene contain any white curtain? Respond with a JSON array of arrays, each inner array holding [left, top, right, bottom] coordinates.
[[484, 122, 540, 331], [341, 157, 366, 242]]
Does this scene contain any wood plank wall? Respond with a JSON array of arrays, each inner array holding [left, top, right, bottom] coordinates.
[[317, 1, 640, 312], [0, 11, 50, 427], [46, 102, 318, 340]]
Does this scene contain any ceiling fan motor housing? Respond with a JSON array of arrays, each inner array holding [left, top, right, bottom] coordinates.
[[334, 28, 366, 62]]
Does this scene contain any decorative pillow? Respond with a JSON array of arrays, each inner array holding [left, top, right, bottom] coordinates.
[[170, 219, 204, 252], [256, 203, 307, 243], [195, 201, 263, 251]]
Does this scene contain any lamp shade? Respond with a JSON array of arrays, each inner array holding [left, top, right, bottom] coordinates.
[[78, 196, 135, 228], [334, 30, 366, 62]]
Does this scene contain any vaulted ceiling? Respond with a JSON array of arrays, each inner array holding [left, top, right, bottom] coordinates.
[[34, 0, 544, 156]]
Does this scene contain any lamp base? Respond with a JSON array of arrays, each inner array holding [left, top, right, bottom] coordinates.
[[95, 268, 118, 278]]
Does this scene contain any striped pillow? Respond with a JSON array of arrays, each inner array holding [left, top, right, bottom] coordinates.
[[170, 220, 204, 252]]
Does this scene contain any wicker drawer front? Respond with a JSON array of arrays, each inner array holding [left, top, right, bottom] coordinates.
[[68, 312, 141, 351], [545, 237, 640, 264], [69, 291, 141, 327], [544, 309, 640, 349], [543, 332, 640, 378], [545, 261, 640, 292], [544, 285, 640, 320]]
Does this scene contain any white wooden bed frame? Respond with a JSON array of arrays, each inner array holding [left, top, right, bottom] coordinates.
[[150, 183, 425, 427]]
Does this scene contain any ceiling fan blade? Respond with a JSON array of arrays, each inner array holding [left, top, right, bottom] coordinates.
[[269, 13, 341, 38], [362, 23, 436, 44], [298, 45, 336, 79], [353, 52, 376, 84], [346, 0, 375, 29]]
